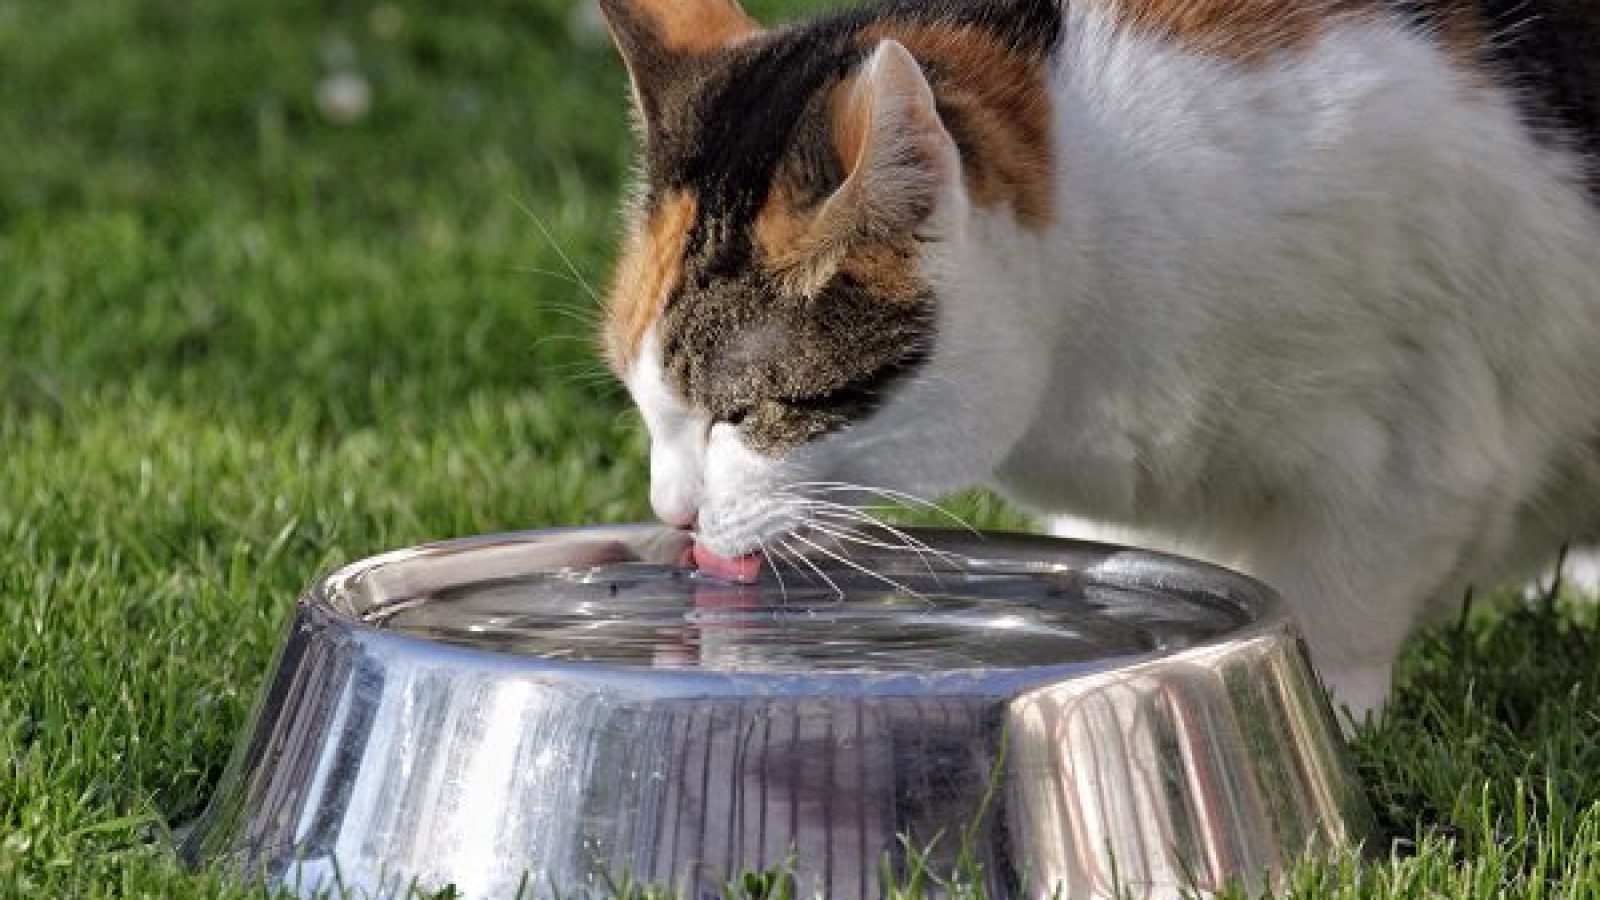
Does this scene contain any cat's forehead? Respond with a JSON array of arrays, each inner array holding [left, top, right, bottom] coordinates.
[[604, 31, 863, 371], [643, 29, 859, 215], [657, 268, 934, 454]]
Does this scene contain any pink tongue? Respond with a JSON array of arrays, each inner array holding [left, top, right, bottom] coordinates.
[[691, 542, 763, 584]]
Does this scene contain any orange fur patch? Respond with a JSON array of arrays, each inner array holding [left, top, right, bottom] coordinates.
[[605, 191, 698, 369], [1430, 4, 1489, 70], [755, 171, 927, 303], [630, 0, 757, 55], [1094, 0, 1490, 76], [753, 180, 819, 285], [836, 241, 927, 304], [1090, 0, 1379, 63], [861, 24, 1056, 228]]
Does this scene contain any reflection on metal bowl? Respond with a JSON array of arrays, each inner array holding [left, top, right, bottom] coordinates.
[[183, 525, 1372, 899]]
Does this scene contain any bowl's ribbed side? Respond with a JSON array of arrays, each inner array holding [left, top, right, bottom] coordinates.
[[183, 527, 1372, 899]]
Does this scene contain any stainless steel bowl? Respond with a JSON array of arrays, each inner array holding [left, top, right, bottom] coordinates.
[[184, 526, 1372, 899]]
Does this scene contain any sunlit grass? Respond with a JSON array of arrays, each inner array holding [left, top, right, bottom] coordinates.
[[2, 0, 1598, 896]]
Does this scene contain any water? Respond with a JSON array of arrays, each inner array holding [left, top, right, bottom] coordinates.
[[366, 554, 1250, 673]]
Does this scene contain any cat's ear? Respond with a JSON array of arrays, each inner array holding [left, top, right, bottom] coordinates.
[[597, 0, 759, 125], [772, 40, 957, 297], [831, 40, 956, 236]]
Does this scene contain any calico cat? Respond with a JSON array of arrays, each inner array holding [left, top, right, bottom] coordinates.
[[593, 0, 1600, 719]]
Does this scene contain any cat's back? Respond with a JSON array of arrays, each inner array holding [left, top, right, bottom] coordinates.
[[1066, 0, 1598, 188], [774, 1, 1597, 176]]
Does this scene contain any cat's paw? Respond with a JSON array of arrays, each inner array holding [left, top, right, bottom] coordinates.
[[1317, 663, 1394, 736]]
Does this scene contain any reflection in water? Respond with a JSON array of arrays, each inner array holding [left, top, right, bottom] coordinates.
[[368, 551, 1248, 673]]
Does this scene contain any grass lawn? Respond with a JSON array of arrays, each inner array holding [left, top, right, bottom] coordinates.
[[2, 0, 1598, 896]]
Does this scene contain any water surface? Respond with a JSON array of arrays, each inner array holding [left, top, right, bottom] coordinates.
[[366, 551, 1249, 673]]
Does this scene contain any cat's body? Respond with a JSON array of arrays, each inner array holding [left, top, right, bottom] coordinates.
[[595, 0, 1600, 718]]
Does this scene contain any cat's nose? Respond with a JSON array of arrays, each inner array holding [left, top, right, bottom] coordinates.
[[649, 464, 702, 531], [651, 496, 699, 531]]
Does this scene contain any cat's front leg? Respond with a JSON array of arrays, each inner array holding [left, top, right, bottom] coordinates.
[[1049, 507, 1438, 726], [1049, 506, 1427, 720], [1242, 504, 1473, 729]]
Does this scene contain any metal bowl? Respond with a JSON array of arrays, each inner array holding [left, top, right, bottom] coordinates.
[[184, 526, 1372, 899]]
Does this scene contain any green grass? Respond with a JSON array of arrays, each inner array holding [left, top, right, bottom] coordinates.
[[2, 0, 1598, 896]]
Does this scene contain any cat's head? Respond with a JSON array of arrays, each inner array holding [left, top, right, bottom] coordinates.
[[597, 0, 1059, 556]]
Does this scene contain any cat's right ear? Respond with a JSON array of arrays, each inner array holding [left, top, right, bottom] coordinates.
[[596, 0, 759, 128]]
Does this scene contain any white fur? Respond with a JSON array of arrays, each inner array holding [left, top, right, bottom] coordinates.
[[629, 331, 808, 539], [628, 334, 705, 528], [626, 13, 1600, 720]]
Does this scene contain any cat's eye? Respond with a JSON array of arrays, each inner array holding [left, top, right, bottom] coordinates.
[[720, 404, 753, 427]]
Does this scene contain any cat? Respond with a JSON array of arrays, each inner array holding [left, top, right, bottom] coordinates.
[[591, 0, 1600, 721]]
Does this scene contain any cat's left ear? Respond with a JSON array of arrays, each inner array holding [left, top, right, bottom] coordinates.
[[767, 40, 959, 297], [828, 40, 958, 238], [597, 0, 759, 126]]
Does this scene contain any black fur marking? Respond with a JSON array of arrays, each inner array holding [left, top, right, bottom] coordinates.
[[650, 0, 1063, 217], [1475, 0, 1600, 183], [832, 0, 1066, 57], [1392, 0, 1600, 193]]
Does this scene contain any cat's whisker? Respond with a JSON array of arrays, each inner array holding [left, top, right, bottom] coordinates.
[[770, 541, 817, 599], [540, 359, 619, 390], [811, 486, 980, 536], [788, 498, 962, 565], [788, 532, 929, 602], [803, 517, 921, 555], [510, 195, 601, 305], [538, 305, 604, 328], [764, 538, 804, 581], [809, 504, 951, 553], [511, 264, 591, 290], [789, 481, 982, 535], [780, 536, 844, 601], [531, 333, 600, 351], [803, 520, 945, 582], [796, 505, 958, 571], [755, 537, 787, 602], [804, 514, 957, 587]]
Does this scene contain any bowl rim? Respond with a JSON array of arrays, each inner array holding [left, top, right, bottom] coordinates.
[[295, 524, 1293, 690]]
